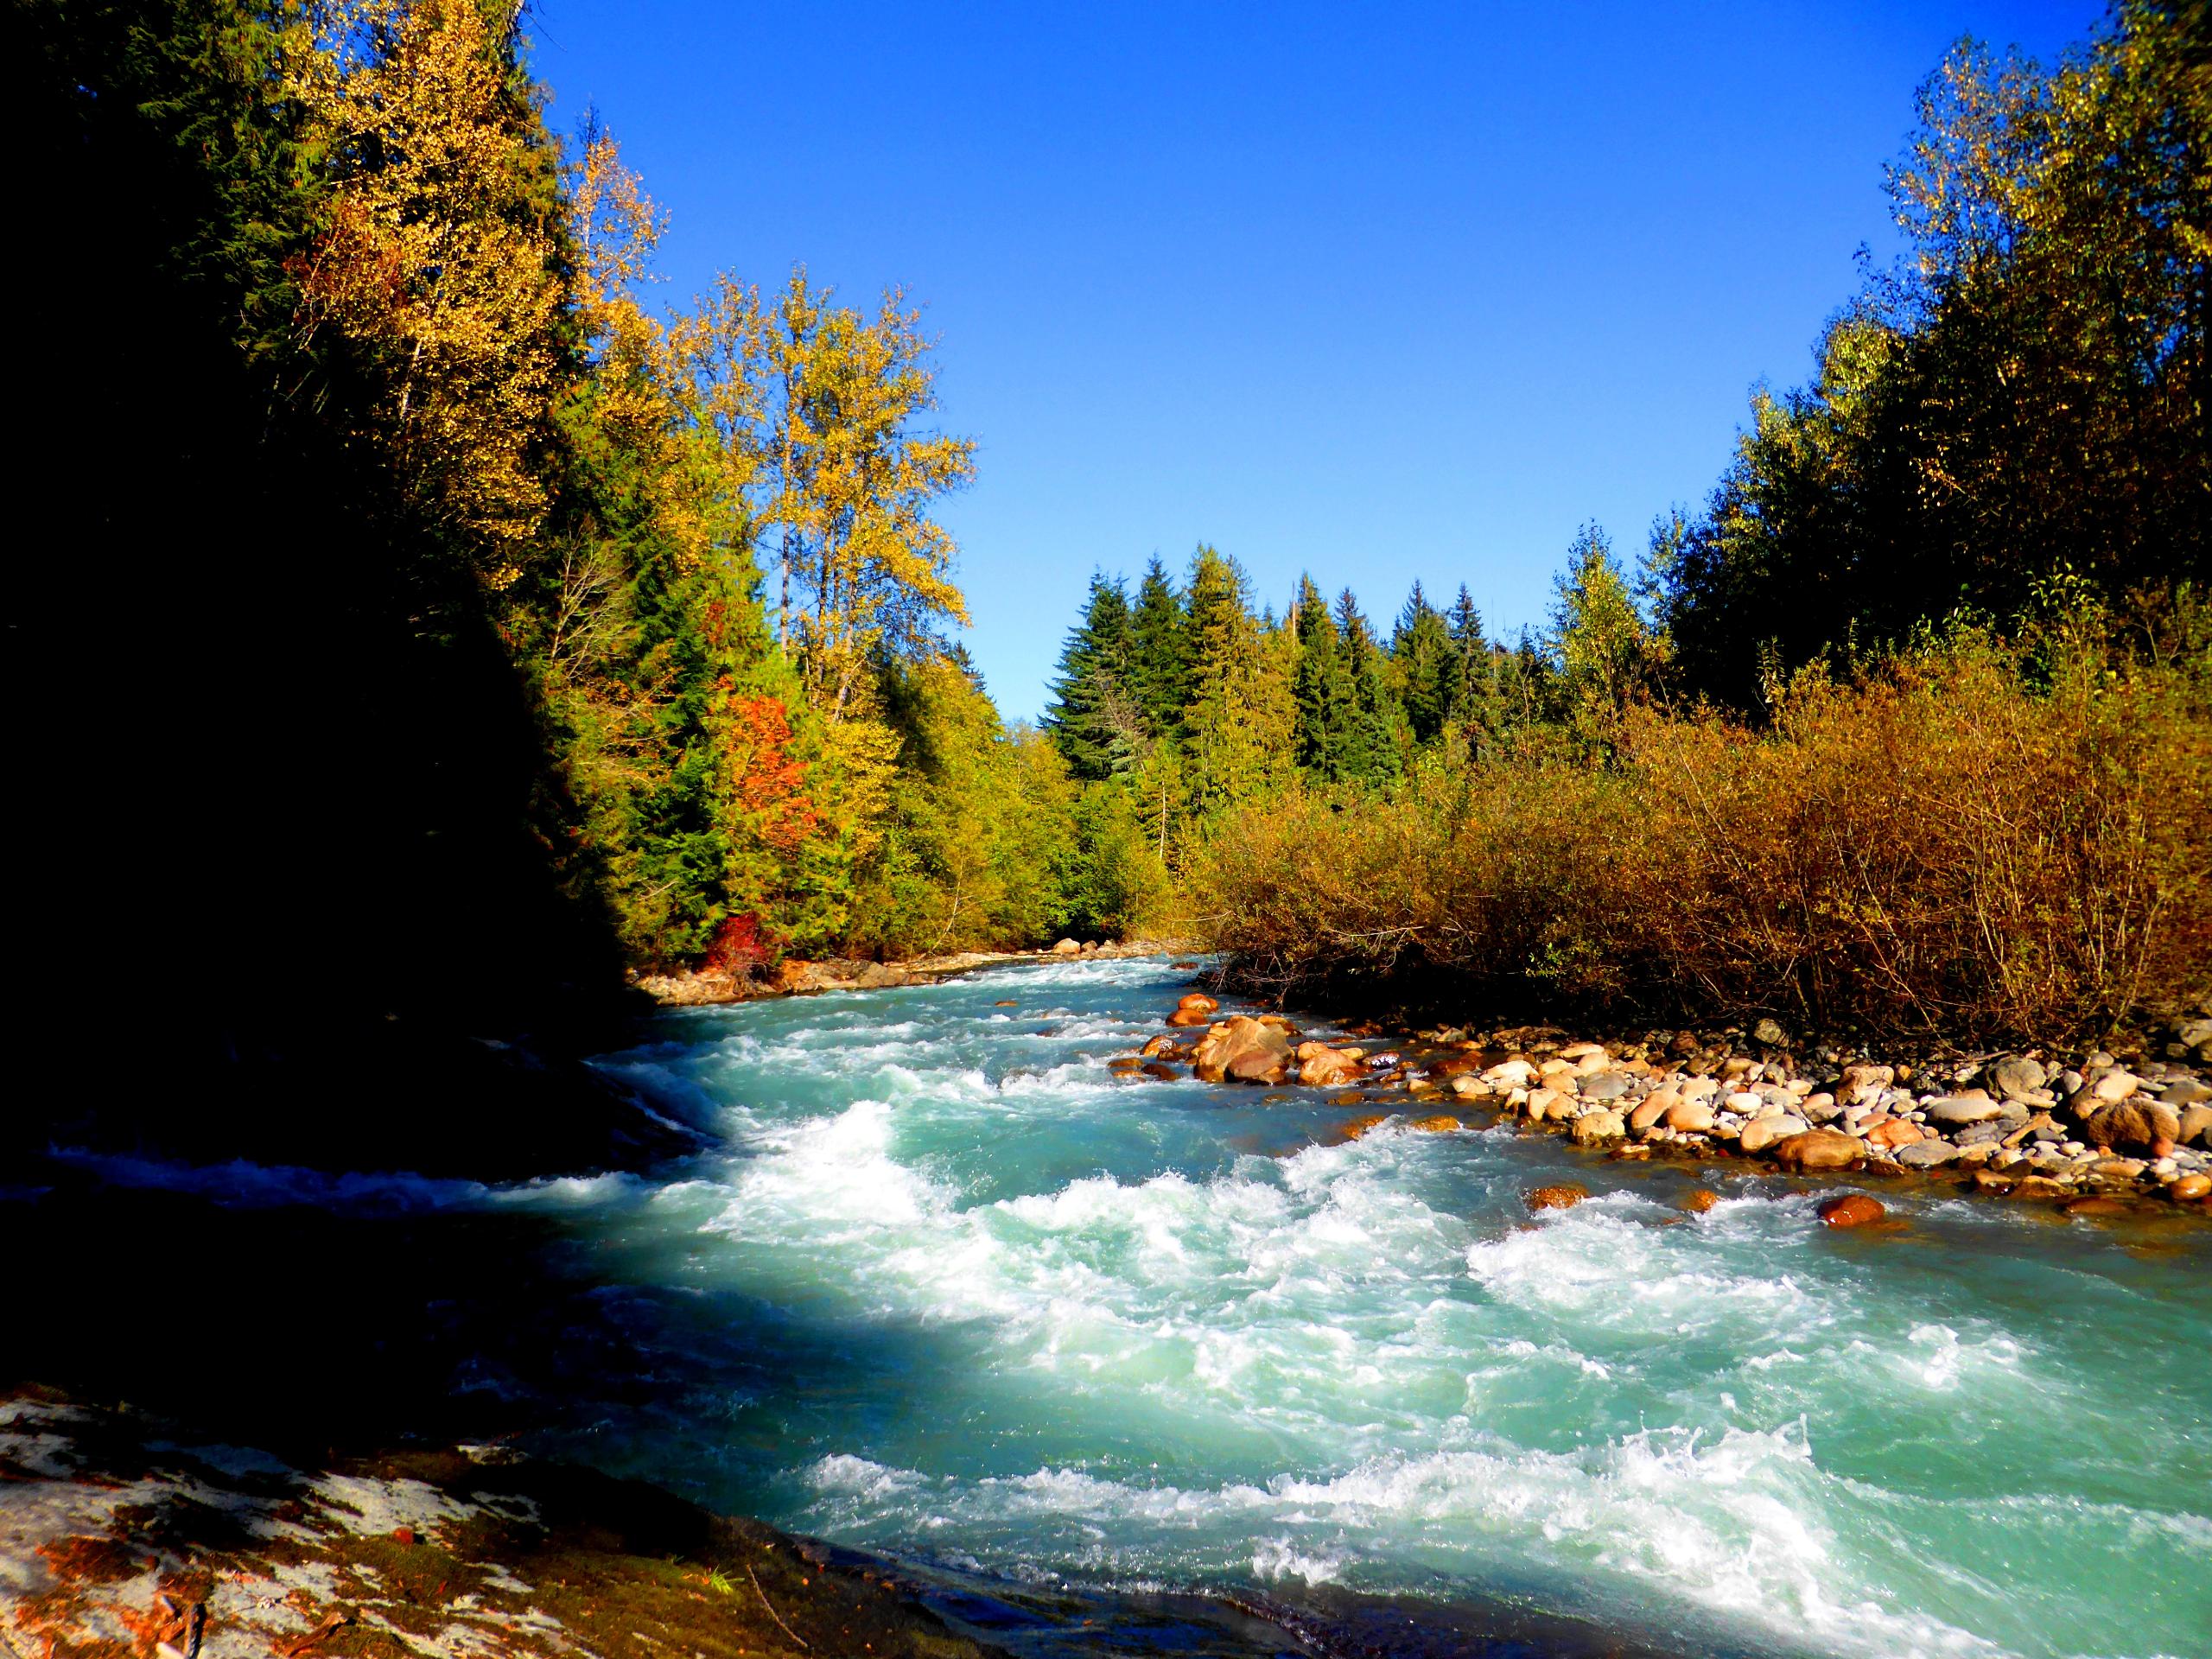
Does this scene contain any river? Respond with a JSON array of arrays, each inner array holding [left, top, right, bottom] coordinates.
[[31, 957, 2212, 1657]]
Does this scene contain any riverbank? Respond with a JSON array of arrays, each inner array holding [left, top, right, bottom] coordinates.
[[0, 1389, 1002, 1659], [1149, 977, 2212, 1216], [632, 938, 1192, 1007]]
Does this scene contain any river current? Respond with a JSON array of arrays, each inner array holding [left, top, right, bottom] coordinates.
[[48, 957, 2212, 1657]]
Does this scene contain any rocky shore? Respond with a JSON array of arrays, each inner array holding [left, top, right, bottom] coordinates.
[[1122, 989, 2212, 1217], [1, 1390, 997, 1659], [634, 938, 1185, 1007]]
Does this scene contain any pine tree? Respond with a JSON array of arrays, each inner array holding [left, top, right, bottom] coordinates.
[[1183, 546, 1285, 811], [1390, 581, 1455, 745], [1126, 555, 1192, 740], [1333, 589, 1404, 782], [1043, 571, 1136, 781], [1291, 575, 1357, 780]]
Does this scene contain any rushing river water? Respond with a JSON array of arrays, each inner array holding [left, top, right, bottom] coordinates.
[[36, 957, 2212, 1657], [525, 956, 2208, 1659]]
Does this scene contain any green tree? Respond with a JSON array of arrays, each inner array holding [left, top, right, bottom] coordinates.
[[1551, 523, 1656, 750], [1334, 588, 1405, 783], [1292, 575, 1358, 780], [1391, 581, 1456, 744], [1127, 555, 1193, 740], [1044, 571, 1138, 780]]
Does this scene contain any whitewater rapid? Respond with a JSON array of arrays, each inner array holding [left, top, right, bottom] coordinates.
[[543, 957, 2212, 1659]]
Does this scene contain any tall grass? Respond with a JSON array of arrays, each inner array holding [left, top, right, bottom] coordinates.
[[1191, 642, 2211, 1042]]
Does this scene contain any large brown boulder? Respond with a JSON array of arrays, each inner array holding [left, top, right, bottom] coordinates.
[[1192, 1015, 1292, 1084], [1177, 992, 1219, 1016], [2082, 1098, 2181, 1155], [1295, 1044, 1362, 1088], [1769, 1129, 1863, 1172]]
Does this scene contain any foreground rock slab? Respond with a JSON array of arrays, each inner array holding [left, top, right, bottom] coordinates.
[[0, 1391, 993, 1659]]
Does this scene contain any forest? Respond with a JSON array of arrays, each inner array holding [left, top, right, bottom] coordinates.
[[10, 0, 2208, 1069]]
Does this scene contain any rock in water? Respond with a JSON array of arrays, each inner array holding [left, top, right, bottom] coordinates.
[[1817, 1193, 1885, 1228], [1192, 1015, 1292, 1083], [1770, 1129, 1863, 1172], [1052, 938, 1083, 955], [1177, 992, 1219, 1015], [1294, 1041, 1362, 1088], [1409, 1115, 1463, 1133], [2169, 1173, 2210, 1203], [1525, 1184, 1590, 1212], [1677, 1189, 1721, 1213]]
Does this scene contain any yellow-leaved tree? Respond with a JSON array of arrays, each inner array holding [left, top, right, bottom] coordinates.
[[291, 0, 569, 582]]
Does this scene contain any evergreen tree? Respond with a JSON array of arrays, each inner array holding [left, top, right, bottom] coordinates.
[[1443, 583, 1490, 734], [1126, 555, 1192, 740], [1390, 581, 1455, 745], [1184, 546, 1287, 811], [1551, 522, 1656, 749], [1333, 589, 1405, 783], [1291, 575, 1357, 780], [1043, 570, 1135, 780]]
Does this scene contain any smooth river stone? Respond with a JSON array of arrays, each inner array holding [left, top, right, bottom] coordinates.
[[1665, 1099, 1717, 1134], [1897, 1141, 1961, 1168], [1738, 1115, 1810, 1154], [1927, 1095, 2005, 1125]]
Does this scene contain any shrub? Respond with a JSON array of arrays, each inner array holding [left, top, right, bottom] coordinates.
[[1191, 641, 2210, 1043]]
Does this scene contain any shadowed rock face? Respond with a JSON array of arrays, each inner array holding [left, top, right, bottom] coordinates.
[[0, 1391, 994, 1659]]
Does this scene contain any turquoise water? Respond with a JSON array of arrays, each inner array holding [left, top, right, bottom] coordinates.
[[505, 955, 2212, 1659]]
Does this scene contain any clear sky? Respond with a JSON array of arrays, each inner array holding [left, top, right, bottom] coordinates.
[[534, 0, 2101, 721]]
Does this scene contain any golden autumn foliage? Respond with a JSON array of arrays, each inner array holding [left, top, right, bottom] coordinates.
[[292, 0, 568, 580], [698, 270, 976, 716]]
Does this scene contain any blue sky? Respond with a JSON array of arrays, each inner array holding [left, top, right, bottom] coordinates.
[[535, 0, 2101, 721]]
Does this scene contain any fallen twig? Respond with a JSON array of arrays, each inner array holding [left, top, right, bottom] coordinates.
[[743, 1562, 808, 1651]]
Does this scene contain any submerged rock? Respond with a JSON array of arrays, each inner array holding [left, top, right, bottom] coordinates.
[[1817, 1193, 1886, 1228], [1524, 1183, 1590, 1212]]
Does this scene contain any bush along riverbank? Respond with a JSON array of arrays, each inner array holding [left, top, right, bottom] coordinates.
[[1122, 990, 2212, 1217]]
